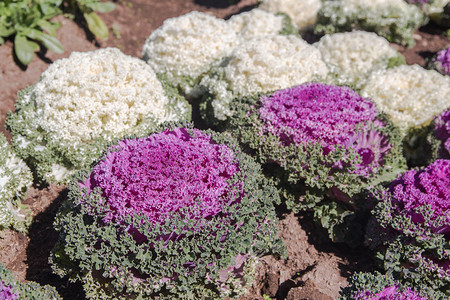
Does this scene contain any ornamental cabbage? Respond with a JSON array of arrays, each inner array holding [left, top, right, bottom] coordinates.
[[429, 110, 450, 160], [0, 133, 32, 232], [6, 48, 191, 184], [0, 263, 61, 299], [315, 0, 426, 47], [366, 159, 450, 295], [199, 35, 328, 123], [228, 83, 406, 243], [142, 11, 240, 97], [314, 31, 405, 89], [428, 1, 450, 27], [51, 125, 284, 299], [227, 8, 298, 39], [0, 280, 17, 300], [407, 0, 449, 17], [258, 0, 322, 31], [340, 271, 447, 300], [429, 47, 450, 76], [353, 285, 426, 300], [361, 64, 450, 133]]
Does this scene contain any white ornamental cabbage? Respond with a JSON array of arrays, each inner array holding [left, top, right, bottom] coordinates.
[[408, 0, 449, 15], [259, 0, 322, 31], [7, 48, 191, 184], [199, 35, 328, 122], [142, 11, 240, 94], [414, 0, 450, 28], [314, 31, 404, 89], [361, 64, 450, 133], [315, 0, 426, 47], [0, 133, 32, 232], [227, 8, 297, 39]]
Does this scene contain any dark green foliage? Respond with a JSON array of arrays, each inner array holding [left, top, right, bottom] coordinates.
[[403, 125, 433, 167], [340, 271, 448, 300], [276, 12, 299, 36], [387, 55, 407, 69], [403, 108, 450, 167], [0, 263, 61, 299]]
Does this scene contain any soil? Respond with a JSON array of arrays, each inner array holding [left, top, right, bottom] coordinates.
[[0, 1, 448, 299]]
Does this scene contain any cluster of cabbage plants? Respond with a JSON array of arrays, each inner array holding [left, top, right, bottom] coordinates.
[[315, 0, 426, 47], [2, 2, 450, 299], [7, 48, 191, 184]]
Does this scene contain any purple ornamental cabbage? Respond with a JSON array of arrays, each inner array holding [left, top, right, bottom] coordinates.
[[0, 281, 18, 300], [0, 264, 60, 299], [82, 127, 241, 234], [353, 285, 427, 300], [258, 83, 391, 177], [430, 47, 450, 76], [51, 126, 284, 299], [431, 109, 450, 159], [436, 48, 450, 75], [388, 159, 450, 234], [340, 271, 446, 300], [229, 82, 405, 244], [366, 159, 450, 294]]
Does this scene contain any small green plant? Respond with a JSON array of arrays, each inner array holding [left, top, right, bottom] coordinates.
[[0, 0, 114, 66], [65, 0, 115, 40], [0, 0, 64, 65]]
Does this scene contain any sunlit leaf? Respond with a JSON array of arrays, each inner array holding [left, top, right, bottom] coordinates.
[[14, 34, 39, 65], [85, 2, 115, 13], [26, 29, 64, 53], [83, 12, 108, 40], [37, 19, 61, 36]]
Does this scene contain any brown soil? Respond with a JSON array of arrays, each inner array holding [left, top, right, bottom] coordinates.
[[0, 1, 448, 299]]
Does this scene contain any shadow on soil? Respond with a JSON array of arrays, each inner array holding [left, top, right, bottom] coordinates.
[[194, 0, 241, 8], [296, 212, 377, 278], [25, 188, 86, 300]]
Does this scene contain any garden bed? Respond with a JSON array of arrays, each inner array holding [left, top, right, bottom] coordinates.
[[0, 1, 448, 299]]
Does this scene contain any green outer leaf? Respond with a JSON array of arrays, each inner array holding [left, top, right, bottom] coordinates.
[[26, 28, 64, 53], [276, 12, 299, 36], [37, 19, 61, 36], [0, 24, 15, 37], [83, 12, 108, 40], [0, 263, 62, 299], [340, 271, 448, 300], [39, 1, 62, 19], [85, 2, 116, 13], [14, 34, 39, 65]]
